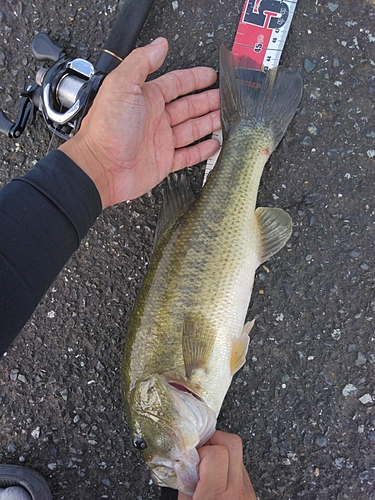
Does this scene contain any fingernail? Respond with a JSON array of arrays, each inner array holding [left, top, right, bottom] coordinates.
[[150, 38, 167, 67], [151, 37, 165, 45]]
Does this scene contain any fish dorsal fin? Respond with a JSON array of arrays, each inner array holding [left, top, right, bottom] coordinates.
[[230, 320, 254, 375], [154, 172, 195, 244], [182, 314, 215, 380], [255, 207, 292, 264]]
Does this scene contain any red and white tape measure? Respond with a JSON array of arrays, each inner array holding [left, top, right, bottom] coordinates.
[[204, 0, 299, 182]]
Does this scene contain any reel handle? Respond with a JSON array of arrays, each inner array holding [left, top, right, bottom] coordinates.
[[32, 33, 65, 62], [95, 0, 155, 73], [0, 109, 15, 137]]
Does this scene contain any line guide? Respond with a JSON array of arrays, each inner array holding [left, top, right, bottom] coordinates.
[[204, 0, 299, 183]]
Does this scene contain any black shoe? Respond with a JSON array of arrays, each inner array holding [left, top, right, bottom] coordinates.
[[0, 465, 52, 500]]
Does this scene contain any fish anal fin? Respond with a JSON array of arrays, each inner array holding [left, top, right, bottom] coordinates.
[[255, 207, 292, 264], [230, 320, 254, 375], [182, 315, 215, 380]]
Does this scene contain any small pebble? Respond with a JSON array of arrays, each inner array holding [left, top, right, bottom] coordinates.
[[31, 427, 40, 439], [358, 471, 371, 481], [301, 136, 313, 146], [355, 353, 367, 366], [315, 436, 327, 447], [350, 250, 360, 258], [342, 384, 357, 397], [308, 124, 318, 135], [359, 394, 372, 405], [304, 58, 316, 73], [328, 2, 339, 12], [333, 457, 345, 468], [331, 329, 341, 341], [60, 389, 68, 401]]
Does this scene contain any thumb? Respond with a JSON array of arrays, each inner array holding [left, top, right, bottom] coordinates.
[[114, 37, 168, 87]]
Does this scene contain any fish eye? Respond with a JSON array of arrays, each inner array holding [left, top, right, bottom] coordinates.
[[133, 434, 147, 450]]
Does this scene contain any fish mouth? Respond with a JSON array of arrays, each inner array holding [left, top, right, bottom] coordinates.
[[168, 382, 203, 402], [166, 380, 216, 448], [146, 381, 217, 494]]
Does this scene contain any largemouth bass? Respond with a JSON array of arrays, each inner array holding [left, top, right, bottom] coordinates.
[[122, 45, 303, 495]]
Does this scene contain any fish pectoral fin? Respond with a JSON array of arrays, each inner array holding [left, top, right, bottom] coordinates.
[[255, 207, 292, 264], [230, 320, 254, 375], [182, 315, 216, 380]]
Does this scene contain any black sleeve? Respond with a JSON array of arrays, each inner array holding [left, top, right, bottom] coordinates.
[[0, 150, 102, 358]]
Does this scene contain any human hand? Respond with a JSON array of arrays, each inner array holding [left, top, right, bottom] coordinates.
[[59, 37, 220, 209], [178, 431, 256, 500]]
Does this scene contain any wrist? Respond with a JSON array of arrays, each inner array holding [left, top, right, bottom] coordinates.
[[59, 134, 112, 209]]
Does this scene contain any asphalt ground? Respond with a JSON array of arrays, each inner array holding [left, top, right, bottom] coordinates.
[[0, 1, 374, 499]]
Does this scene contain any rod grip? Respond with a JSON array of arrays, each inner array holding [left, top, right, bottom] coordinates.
[[95, 0, 155, 73]]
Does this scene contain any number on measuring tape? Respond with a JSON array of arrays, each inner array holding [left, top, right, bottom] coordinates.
[[243, 0, 289, 30]]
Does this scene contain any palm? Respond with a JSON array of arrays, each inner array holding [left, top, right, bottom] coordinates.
[[88, 79, 176, 201], [61, 39, 221, 207]]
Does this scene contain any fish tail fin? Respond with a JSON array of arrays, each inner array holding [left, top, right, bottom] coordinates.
[[220, 45, 303, 149]]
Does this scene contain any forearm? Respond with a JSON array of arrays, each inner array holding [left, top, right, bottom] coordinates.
[[0, 150, 102, 358]]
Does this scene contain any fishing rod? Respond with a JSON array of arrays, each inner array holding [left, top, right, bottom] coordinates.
[[0, 0, 155, 141]]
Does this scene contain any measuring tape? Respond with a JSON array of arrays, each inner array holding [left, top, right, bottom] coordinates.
[[204, 0, 299, 183]]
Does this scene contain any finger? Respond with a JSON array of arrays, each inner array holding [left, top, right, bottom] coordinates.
[[177, 492, 191, 500], [196, 444, 229, 497], [110, 37, 169, 88], [173, 111, 221, 149], [242, 463, 256, 495], [166, 89, 220, 127], [154, 66, 217, 104], [172, 138, 221, 171], [209, 432, 244, 490]]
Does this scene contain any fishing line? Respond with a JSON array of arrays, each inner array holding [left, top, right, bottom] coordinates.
[[46, 103, 63, 155]]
